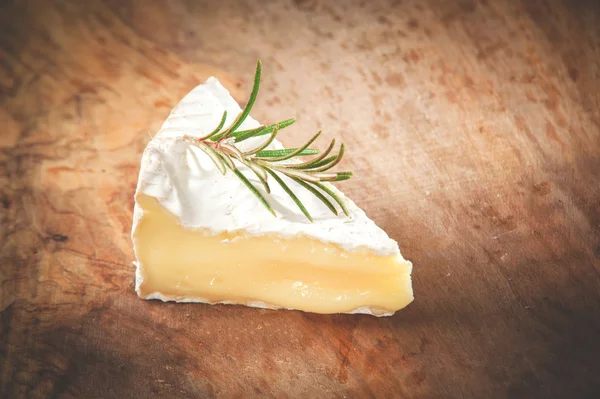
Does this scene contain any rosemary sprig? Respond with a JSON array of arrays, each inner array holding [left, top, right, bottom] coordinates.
[[183, 60, 352, 221]]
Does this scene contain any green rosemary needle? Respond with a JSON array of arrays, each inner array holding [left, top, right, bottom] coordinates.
[[183, 60, 352, 221]]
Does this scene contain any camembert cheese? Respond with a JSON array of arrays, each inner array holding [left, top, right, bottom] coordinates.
[[131, 77, 413, 316]]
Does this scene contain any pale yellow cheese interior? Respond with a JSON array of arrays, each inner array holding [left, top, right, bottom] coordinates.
[[133, 194, 413, 315]]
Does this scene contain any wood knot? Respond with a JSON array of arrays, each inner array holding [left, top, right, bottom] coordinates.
[[51, 234, 69, 242]]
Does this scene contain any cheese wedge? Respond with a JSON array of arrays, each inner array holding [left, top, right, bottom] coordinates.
[[131, 78, 413, 316]]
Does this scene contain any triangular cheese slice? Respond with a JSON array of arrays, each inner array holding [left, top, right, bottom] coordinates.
[[131, 78, 413, 316]]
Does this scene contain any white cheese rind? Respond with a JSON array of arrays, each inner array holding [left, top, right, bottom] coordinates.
[[132, 77, 401, 256], [143, 293, 394, 317]]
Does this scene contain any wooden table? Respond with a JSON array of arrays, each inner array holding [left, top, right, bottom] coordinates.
[[2, 0, 599, 397]]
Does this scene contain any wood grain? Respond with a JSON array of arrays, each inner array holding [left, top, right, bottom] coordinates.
[[1, 0, 600, 397]]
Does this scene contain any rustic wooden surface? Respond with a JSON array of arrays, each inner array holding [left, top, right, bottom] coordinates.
[[1, 0, 600, 397]]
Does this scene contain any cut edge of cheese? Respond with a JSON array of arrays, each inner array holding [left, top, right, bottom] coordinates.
[[133, 194, 413, 316]]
